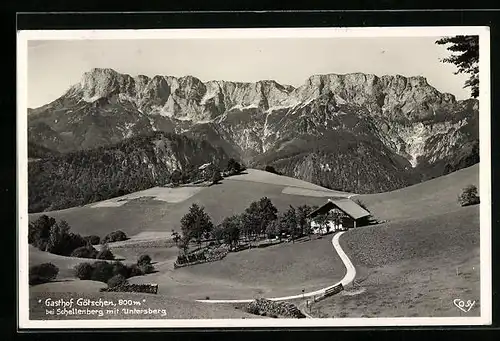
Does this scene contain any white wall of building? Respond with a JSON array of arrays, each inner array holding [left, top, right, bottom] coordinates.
[[310, 220, 345, 234]]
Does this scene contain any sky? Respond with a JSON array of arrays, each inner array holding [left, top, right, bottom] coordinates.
[[27, 36, 470, 108]]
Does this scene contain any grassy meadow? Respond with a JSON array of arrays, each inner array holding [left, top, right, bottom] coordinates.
[[310, 164, 481, 318]]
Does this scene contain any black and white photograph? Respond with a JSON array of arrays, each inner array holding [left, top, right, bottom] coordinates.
[[17, 27, 491, 328]]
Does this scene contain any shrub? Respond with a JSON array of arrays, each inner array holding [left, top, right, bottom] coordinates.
[[264, 165, 281, 175], [107, 274, 128, 288], [137, 254, 154, 273], [74, 262, 94, 280], [91, 261, 115, 283], [458, 185, 480, 207], [112, 262, 129, 278], [28, 215, 55, 247], [246, 303, 260, 315], [74, 260, 150, 283], [211, 168, 223, 184], [137, 254, 152, 267], [96, 244, 115, 260], [138, 263, 155, 274], [102, 230, 128, 244], [225, 158, 243, 175], [83, 235, 101, 245], [71, 245, 98, 259], [29, 263, 59, 285], [128, 264, 144, 278]]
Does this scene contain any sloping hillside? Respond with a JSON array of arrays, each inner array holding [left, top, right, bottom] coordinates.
[[354, 163, 479, 222], [312, 205, 480, 318], [311, 165, 481, 318], [28, 165, 482, 310], [29, 168, 349, 237], [28, 170, 351, 301]]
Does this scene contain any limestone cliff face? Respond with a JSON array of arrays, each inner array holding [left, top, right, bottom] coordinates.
[[29, 68, 479, 193]]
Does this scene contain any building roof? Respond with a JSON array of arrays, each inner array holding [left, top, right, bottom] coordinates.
[[198, 162, 212, 170], [308, 198, 371, 220]]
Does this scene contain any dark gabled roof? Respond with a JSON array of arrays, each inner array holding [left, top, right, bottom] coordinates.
[[308, 198, 371, 220]]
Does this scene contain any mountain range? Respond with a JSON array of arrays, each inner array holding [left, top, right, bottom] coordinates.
[[28, 68, 479, 206]]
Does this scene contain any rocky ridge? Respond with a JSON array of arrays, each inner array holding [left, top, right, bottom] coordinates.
[[28, 68, 479, 193]]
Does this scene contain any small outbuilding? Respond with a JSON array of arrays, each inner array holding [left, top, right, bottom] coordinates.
[[307, 198, 371, 234]]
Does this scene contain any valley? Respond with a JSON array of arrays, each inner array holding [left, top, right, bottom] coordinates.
[[25, 68, 481, 320], [28, 164, 481, 319]]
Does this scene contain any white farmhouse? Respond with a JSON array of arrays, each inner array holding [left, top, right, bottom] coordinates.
[[307, 198, 371, 234]]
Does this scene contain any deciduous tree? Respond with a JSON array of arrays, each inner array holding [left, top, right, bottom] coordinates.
[[211, 225, 225, 245], [221, 215, 241, 248], [180, 203, 214, 247], [282, 206, 298, 242], [211, 167, 223, 185], [226, 158, 243, 175], [243, 197, 278, 238], [296, 205, 314, 237]]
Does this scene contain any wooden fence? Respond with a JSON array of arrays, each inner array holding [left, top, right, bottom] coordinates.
[[310, 283, 344, 303]]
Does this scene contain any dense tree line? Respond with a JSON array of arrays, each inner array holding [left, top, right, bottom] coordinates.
[[28, 142, 59, 159], [29, 215, 88, 256], [28, 131, 229, 212], [28, 215, 126, 260], [176, 197, 319, 256]]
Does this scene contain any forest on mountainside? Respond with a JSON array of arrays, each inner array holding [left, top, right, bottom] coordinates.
[[28, 132, 229, 213]]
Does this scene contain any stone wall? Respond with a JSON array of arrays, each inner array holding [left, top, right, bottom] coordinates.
[[100, 283, 158, 294], [174, 246, 229, 268], [245, 298, 305, 318]]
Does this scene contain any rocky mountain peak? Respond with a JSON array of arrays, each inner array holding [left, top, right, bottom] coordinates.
[[78, 68, 134, 102], [29, 67, 479, 197]]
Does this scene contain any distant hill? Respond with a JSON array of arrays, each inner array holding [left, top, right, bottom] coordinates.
[[28, 131, 229, 213]]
